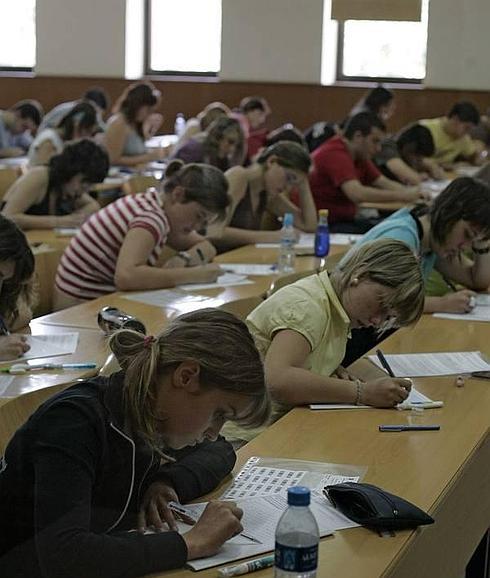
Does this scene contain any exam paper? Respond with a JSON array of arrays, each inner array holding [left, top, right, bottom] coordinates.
[[0, 375, 15, 397], [255, 233, 361, 249], [11, 333, 79, 362], [178, 273, 253, 291], [310, 387, 431, 410], [368, 351, 490, 377], [434, 294, 490, 322], [219, 263, 277, 276], [122, 289, 216, 308], [420, 179, 451, 198]]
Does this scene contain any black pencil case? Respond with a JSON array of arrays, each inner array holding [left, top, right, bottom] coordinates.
[[323, 482, 434, 532]]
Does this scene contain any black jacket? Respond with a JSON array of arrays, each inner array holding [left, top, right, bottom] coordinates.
[[0, 373, 236, 578]]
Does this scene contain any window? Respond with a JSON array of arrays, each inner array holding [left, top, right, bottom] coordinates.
[[146, 0, 221, 75], [336, 0, 429, 82], [0, 1, 36, 70]]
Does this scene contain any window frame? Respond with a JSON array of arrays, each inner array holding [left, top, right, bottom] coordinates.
[[144, 0, 220, 78], [336, 20, 423, 85]]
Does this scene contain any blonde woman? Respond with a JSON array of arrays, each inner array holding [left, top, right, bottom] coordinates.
[[224, 239, 424, 443], [0, 309, 270, 578]]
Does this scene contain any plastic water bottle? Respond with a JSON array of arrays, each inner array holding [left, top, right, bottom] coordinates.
[[174, 113, 186, 137], [314, 209, 330, 258], [277, 213, 296, 273], [275, 487, 319, 578]]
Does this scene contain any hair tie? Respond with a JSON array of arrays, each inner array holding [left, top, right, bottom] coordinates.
[[143, 335, 156, 348]]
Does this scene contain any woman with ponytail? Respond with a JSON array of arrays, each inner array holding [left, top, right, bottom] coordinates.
[[0, 308, 270, 578], [54, 160, 230, 309]]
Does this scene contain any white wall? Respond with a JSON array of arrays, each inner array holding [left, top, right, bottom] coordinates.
[[425, 0, 490, 90], [36, 0, 127, 77], [220, 0, 324, 83]]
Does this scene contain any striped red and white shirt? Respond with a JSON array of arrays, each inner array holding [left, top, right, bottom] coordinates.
[[56, 189, 169, 300]]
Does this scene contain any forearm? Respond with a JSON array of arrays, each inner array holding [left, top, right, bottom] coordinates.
[[217, 227, 280, 247], [0, 147, 24, 158], [386, 158, 422, 186], [350, 185, 409, 203], [112, 152, 154, 167], [424, 295, 449, 313], [76, 198, 100, 217], [5, 213, 58, 230], [295, 183, 318, 232], [115, 264, 208, 291], [267, 366, 357, 405]]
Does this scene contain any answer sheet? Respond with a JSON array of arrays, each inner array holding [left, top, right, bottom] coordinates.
[[434, 294, 490, 322], [122, 289, 216, 308], [219, 263, 277, 276], [11, 333, 79, 363], [368, 351, 490, 377], [255, 233, 361, 249], [178, 273, 253, 291], [310, 387, 431, 410]]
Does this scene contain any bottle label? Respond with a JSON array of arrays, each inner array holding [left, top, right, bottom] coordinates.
[[275, 543, 318, 572]]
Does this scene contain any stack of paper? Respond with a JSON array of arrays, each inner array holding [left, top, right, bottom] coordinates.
[[219, 263, 277, 276]]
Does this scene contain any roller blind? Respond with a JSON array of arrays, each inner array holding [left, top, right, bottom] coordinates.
[[332, 0, 422, 22]]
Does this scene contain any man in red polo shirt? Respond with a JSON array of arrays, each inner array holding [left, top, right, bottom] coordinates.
[[309, 112, 423, 233]]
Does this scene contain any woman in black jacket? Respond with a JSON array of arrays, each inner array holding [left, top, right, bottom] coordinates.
[[0, 308, 270, 578]]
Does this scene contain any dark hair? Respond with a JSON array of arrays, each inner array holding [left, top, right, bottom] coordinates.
[[363, 86, 394, 115], [265, 124, 307, 149], [430, 177, 490, 244], [114, 81, 160, 136], [12, 100, 43, 128], [344, 112, 386, 140], [163, 163, 230, 220], [448, 101, 480, 125], [240, 96, 269, 114], [0, 215, 35, 325], [256, 141, 311, 174], [200, 116, 245, 170], [57, 102, 98, 140], [83, 87, 109, 111], [48, 139, 109, 193], [396, 123, 435, 157]]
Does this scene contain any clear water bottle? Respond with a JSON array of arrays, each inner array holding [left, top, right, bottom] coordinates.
[[277, 212, 296, 273], [314, 209, 330, 258], [174, 113, 186, 137], [275, 487, 319, 578]]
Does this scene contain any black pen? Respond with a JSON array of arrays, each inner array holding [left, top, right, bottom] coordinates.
[[379, 425, 440, 432], [443, 276, 458, 292], [0, 315, 10, 336], [375, 349, 395, 378]]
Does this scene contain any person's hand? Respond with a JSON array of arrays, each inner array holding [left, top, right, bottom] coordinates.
[[137, 481, 192, 533], [190, 264, 224, 284], [144, 113, 164, 138], [332, 365, 358, 381], [0, 335, 30, 361], [402, 186, 430, 203], [183, 501, 244, 560], [361, 377, 412, 407], [440, 289, 477, 313]]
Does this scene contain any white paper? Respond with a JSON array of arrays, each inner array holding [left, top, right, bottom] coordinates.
[[219, 263, 277, 276], [420, 179, 451, 198], [368, 351, 490, 377], [0, 375, 15, 397], [178, 273, 253, 291], [122, 289, 215, 308], [434, 295, 490, 322], [255, 233, 360, 249], [310, 387, 431, 410], [54, 227, 79, 237], [185, 493, 357, 571], [12, 333, 79, 362]]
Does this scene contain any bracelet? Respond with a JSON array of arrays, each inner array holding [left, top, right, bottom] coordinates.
[[472, 245, 490, 255], [355, 379, 364, 405], [177, 251, 192, 266]]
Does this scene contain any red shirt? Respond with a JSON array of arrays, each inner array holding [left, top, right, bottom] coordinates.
[[309, 135, 381, 223]]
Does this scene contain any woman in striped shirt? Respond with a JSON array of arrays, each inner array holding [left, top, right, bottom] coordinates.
[[53, 161, 229, 309]]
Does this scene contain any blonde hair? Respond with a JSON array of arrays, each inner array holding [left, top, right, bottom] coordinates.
[[109, 308, 270, 448], [332, 239, 424, 328]]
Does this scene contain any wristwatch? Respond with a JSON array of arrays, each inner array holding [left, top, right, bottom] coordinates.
[[177, 251, 192, 266]]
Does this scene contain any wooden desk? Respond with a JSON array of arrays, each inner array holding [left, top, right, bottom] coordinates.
[[27, 229, 74, 250], [154, 313, 490, 578]]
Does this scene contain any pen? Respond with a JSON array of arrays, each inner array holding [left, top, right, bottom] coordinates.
[[375, 349, 395, 378], [169, 502, 262, 545], [398, 401, 444, 410], [0, 315, 10, 336], [218, 555, 275, 577], [0, 362, 97, 374], [379, 425, 441, 432], [443, 276, 458, 292]]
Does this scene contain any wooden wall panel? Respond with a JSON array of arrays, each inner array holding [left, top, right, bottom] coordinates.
[[0, 75, 489, 134]]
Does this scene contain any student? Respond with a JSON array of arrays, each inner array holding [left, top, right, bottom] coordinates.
[[374, 123, 436, 185], [209, 141, 317, 250], [309, 112, 425, 233], [238, 96, 271, 160], [265, 124, 307, 149], [348, 85, 395, 123], [104, 81, 166, 167], [223, 239, 424, 443], [0, 215, 34, 360], [173, 101, 231, 151], [0, 308, 271, 578], [2, 140, 107, 230], [343, 176, 490, 314], [38, 86, 110, 133], [54, 162, 229, 309], [28, 102, 100, 166], [0, 100, 43, 158], [172, 117, 245, 172], [420, 101, 484, 167]]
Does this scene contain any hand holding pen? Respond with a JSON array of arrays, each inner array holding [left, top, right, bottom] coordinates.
[[0, 335, 30, 361], [360, 349, 412, 407]]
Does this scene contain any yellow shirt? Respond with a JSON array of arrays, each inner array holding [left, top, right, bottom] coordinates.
[[420, 117, 476, 164], [222, 271, 350, 443]]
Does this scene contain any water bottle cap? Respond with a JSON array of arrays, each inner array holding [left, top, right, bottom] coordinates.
[[318, 209, 329, 218], [287, 486, 310, 506], [283, 213, 294, 227]]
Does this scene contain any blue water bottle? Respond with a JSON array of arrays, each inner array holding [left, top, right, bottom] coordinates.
[[314, 209, 330, 258]]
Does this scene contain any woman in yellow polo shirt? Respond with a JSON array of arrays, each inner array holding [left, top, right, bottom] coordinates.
[[224, 239, 424, 444]]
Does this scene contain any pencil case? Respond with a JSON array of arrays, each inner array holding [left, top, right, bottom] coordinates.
[[323, 482, 434, 532]]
